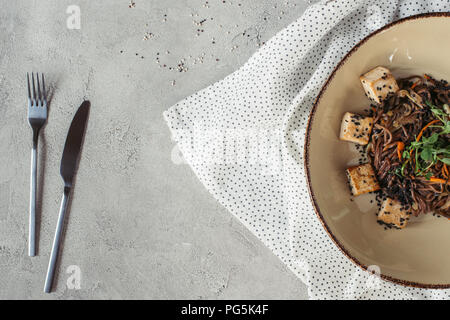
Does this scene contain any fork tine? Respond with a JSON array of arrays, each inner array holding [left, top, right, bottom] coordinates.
[[41, 73, 46, 103], [31, 72, 36, 103], [27, 73, 31, 99], [36, 73, 41, 105]]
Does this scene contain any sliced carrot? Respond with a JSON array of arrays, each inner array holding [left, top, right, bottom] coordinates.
[[397, 141, 404, 160], [424, 74, 432, 81], [411, 81, 419, 90], [416, 119, 440, 142], [442, 163, 449, 179], [429, 177, 447, 184]]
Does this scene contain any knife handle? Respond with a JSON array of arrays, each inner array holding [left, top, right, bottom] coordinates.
[[29, 145, 37, 257], [44, 187, 71, 293]]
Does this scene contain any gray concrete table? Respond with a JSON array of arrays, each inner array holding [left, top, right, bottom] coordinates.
[[0, 0, 310, 299]]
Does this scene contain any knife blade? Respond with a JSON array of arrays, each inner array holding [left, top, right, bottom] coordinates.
[[60, 100, 90, 186], [44, 101, 90, 293]]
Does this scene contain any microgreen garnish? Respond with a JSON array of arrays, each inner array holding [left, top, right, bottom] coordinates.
[[398, 101, 450, 178]]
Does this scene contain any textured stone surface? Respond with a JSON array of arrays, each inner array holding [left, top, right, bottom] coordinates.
[[0, 0, 309, 299]]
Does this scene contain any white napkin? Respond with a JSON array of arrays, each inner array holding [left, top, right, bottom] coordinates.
[[164, 0, 450, 299]]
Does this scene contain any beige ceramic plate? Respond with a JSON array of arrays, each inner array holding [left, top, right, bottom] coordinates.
[[305, 13, 450, 288]]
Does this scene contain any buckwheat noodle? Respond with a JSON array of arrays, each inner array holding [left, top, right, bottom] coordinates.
[[368, 75, 450, 216]]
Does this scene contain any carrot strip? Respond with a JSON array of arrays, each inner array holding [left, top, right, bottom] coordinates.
[[443, 164, 449, 179], [409, 119, 440, 158], [416, 119, 440, 142], [424, 74, 432, 81], [411, 81, 419, 90], [397, 142, 404, 160], [429, 177, 447, 184]]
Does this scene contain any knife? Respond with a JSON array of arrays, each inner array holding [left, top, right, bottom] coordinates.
[[44, 101, 90, 293]]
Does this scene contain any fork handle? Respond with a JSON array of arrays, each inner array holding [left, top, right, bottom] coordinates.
[[44, 187, 71, 293], [29, 139, 38, 257]]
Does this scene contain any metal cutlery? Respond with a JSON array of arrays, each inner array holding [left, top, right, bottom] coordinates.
[[44, 101, 90, 293], [27, 73, 47, 257]]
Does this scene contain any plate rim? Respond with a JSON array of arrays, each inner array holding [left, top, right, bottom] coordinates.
[[304, 12, 450, 289]]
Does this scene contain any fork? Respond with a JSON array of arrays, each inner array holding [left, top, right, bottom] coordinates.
[[27, 72, 47, 257]]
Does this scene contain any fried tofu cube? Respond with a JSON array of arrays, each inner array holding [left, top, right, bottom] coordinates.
[[346, 163, 380, 196], [377, 198, 410, 229], [339, 112, 374, 145], [360, 66, 399, 104]]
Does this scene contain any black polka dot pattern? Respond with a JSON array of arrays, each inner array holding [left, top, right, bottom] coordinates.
[[164, 0, 450, 299]]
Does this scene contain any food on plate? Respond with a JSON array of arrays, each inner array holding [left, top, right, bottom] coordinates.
[[341, 66, 450, 228], [377, 198, 410, 229], [346, 163, 380, 196], [360, 66, 399, 104], [339, 112, 374, 145]]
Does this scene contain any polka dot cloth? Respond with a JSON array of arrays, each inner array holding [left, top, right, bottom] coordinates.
[[164, 0, 450, 299]]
